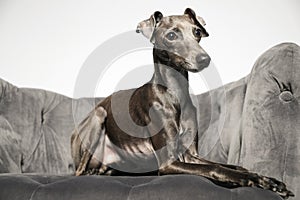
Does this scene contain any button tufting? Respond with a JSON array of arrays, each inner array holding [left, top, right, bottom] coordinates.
[[279, 91, 294, 102]]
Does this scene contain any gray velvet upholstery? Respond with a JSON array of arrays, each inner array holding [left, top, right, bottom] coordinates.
[[0, 43, 299, 199], [0, 174, 282, 200]]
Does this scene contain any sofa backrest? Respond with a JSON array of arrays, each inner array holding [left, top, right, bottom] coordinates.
[[0, 79, 105, 173]]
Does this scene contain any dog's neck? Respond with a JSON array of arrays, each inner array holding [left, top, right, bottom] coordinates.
[[150, 48, 192, 105]]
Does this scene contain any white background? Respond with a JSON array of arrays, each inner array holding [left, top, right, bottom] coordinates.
[[0, 0, 299, 97]]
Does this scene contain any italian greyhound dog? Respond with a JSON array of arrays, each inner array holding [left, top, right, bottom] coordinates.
[[71, 8, 294, 199]]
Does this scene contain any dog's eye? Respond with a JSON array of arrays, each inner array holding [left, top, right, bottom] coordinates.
[[194, 28, 202, 37], [166, 32, 178, 41]]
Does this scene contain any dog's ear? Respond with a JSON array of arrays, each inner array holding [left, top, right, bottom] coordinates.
[[136, 11, 163, 43], [184, 8, 209, 37], [196, 16, 206, 26]]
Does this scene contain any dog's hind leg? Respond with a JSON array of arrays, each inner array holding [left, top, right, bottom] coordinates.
[[71, 106, 107, 176]]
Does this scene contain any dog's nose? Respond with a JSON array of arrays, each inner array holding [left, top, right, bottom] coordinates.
[[196, 54, 211, 66]]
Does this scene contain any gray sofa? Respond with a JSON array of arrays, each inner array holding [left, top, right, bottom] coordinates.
[[0, 43, 299, 199]]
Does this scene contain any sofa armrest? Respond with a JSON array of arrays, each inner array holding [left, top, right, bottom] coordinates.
[[240, 43, 300, 198]]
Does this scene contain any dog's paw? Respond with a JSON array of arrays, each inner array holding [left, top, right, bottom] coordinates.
[[244, 173, 294, 199], [259, 176, 294, 199]]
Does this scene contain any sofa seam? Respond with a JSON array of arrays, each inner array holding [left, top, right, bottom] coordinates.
[[25, 175, 76, 187], [126, 178, 159, 200], [22, 133, 44, 172], [282, 142, 288, 182], [126, 180, 155, 199], [126, 185, 134, 200], [28, 184, 43, 200]]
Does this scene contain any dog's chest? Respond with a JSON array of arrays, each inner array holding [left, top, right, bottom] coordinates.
[[96, 134, 157, 168]]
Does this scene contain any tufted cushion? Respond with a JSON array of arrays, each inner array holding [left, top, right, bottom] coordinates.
[[0, 174, 282, 200]]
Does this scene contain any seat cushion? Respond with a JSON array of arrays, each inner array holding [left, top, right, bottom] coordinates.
[[0, 174, 281, 200]]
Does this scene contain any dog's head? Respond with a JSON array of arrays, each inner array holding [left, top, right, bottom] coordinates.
[[136, 8, 211, 72]]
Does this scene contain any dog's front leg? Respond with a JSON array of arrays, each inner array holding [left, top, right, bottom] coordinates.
[[71, 106, 107, 176], [179, 106, 248, 172], [159, 159, 293, 199]]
